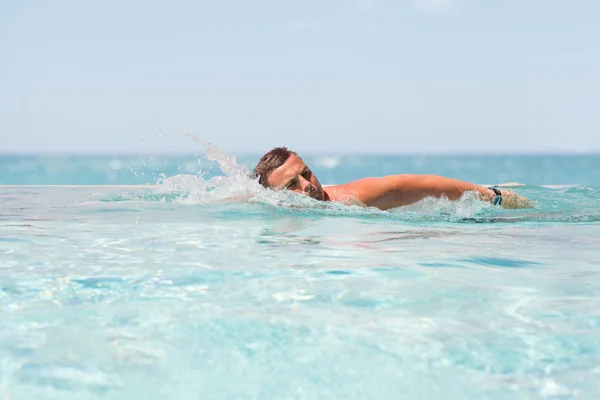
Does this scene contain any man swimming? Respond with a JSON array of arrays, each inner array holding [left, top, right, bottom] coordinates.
[[252, 147, 532, 210]]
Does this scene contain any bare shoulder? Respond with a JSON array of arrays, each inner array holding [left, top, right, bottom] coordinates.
[[324, 177, 411, 208], [324, 178, 379, 200]]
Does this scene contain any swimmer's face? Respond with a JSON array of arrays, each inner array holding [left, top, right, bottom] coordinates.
[[266, 154, 325, 201]]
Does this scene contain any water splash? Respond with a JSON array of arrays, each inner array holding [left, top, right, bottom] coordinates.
[[155, 132, 321, 207], [155, 146, 259, 204], [177, 131, 251, 179], [396, 191, 493, 219]]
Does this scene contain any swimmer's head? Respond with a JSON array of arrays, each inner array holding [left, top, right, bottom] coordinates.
[[253, 147, 326, 201]]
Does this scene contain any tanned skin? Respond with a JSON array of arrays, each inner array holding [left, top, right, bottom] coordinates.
[[266, 154, 532, 210]]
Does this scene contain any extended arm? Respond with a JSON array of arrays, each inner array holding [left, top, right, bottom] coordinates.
[[330, 175, 531, 210]]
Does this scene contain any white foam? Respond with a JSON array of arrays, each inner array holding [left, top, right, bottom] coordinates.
[[154, 134, 335, 208], [540, 185, 579, 189]]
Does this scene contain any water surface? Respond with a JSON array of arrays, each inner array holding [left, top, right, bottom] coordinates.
[[1, 149, 600, 399]]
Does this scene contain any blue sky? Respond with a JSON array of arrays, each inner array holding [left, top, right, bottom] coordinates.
[[1, 0, 599, 154]]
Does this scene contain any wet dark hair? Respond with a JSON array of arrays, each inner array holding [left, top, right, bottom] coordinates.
[[253, 147, 297, 187]]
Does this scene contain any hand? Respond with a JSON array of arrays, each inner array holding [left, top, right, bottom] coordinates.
[[499, 189, 533, 209]]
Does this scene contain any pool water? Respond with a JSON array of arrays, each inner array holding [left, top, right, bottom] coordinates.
[[1, 147, 600, 399]]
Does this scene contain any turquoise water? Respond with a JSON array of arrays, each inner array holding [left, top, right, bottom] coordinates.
[[1, 147, 600, 399], [2, 152, 600, 186]]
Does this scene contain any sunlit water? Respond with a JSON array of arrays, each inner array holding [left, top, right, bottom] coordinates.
[[1, 144, 600, 399]]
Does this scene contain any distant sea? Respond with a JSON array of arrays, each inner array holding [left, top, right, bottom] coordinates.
[[1, 153, 600, 185]]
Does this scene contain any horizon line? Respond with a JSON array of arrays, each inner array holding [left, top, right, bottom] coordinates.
[[1, 150, 599, 157]]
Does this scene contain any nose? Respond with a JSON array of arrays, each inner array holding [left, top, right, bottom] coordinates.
[[300, 177, 315, 194]]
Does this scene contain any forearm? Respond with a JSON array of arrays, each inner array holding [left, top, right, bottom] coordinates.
[[348, 175, 491, 209], [416, 175, 495, 202], [413, 175, 532, 208], [354, 175, 531, 210]]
